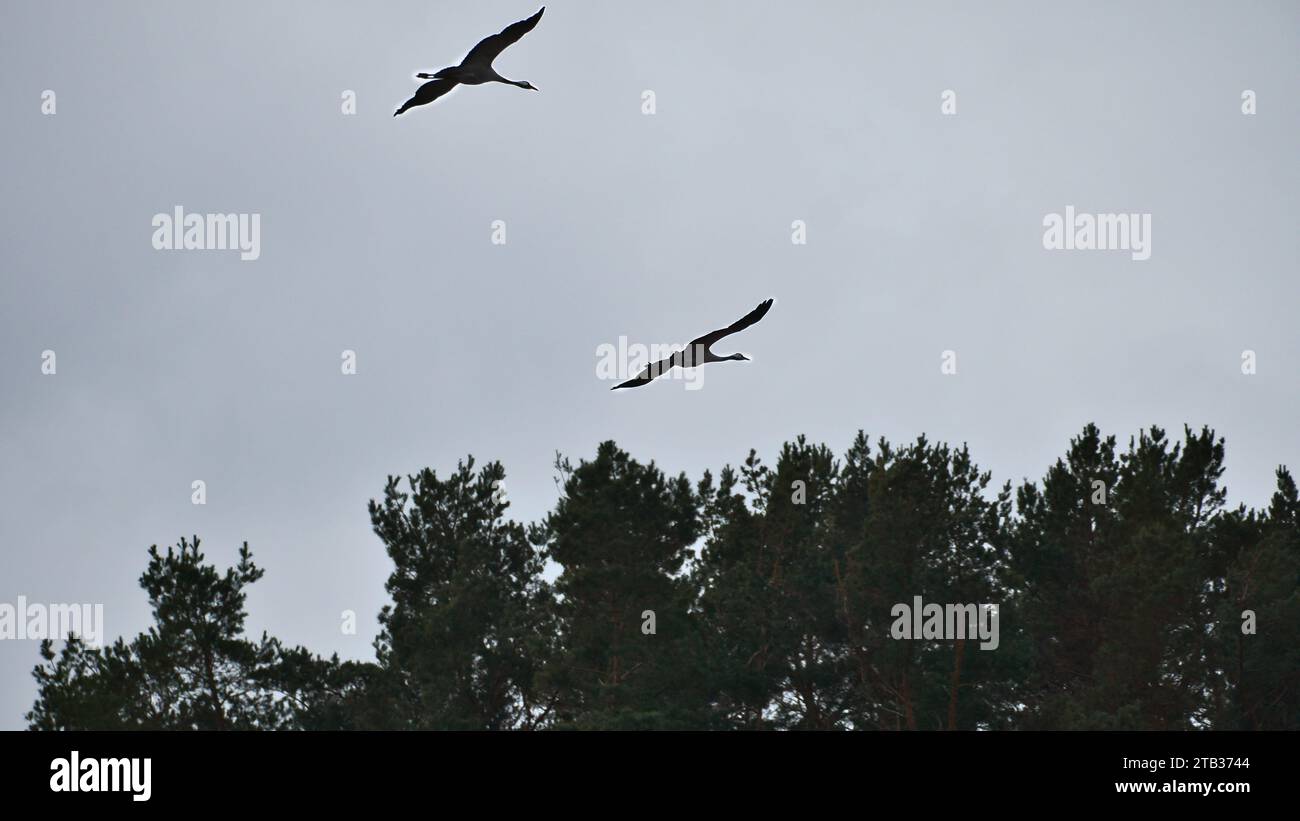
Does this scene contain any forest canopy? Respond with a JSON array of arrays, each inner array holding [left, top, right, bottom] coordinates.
[[27, 424, 1300, 730]]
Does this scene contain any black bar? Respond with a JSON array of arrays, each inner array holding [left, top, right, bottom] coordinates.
[[1, 730, 1285, 808]]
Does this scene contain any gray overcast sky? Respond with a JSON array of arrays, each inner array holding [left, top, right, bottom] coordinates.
[[1, 0, 1297, 728]]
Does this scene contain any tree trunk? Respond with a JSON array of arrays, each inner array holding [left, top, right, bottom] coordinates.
[[202, 647, 227, 730], [901, 670, 917, 730], [947, 638, 966, 730]]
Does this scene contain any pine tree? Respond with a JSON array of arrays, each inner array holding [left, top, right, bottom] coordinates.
[[541, 442, 708, 728], [840, 436, 1013, 729], [1008, 423, 1121, 728], [1011, 425, 1233, 728], [365, 459, 557, 729], [1208, 467, 1300, 728], [27, 538, 348, 730], [695, 436, 853, 728]]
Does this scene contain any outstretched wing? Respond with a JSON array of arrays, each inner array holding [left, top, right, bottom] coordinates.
[[394, 79, 459, 116], [689, 298, 774, 350], [462, 7, 544, 69], [611, 354, 677, 390]]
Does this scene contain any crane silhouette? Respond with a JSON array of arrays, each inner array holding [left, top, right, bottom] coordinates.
[[612, 299, 775, 390], [395, 7, 544, 116]]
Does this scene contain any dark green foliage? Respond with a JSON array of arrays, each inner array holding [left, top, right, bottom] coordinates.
[[1205, 467, 1300, 729], [1010, 425, 1265, 729], [838, 435, 1014, 729], [27, 538, 357, 730], [27, 427, 1300, 730], [695, 437, 856, 728], [365, 459, 556, 729], [540, 442, 712, 729]]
